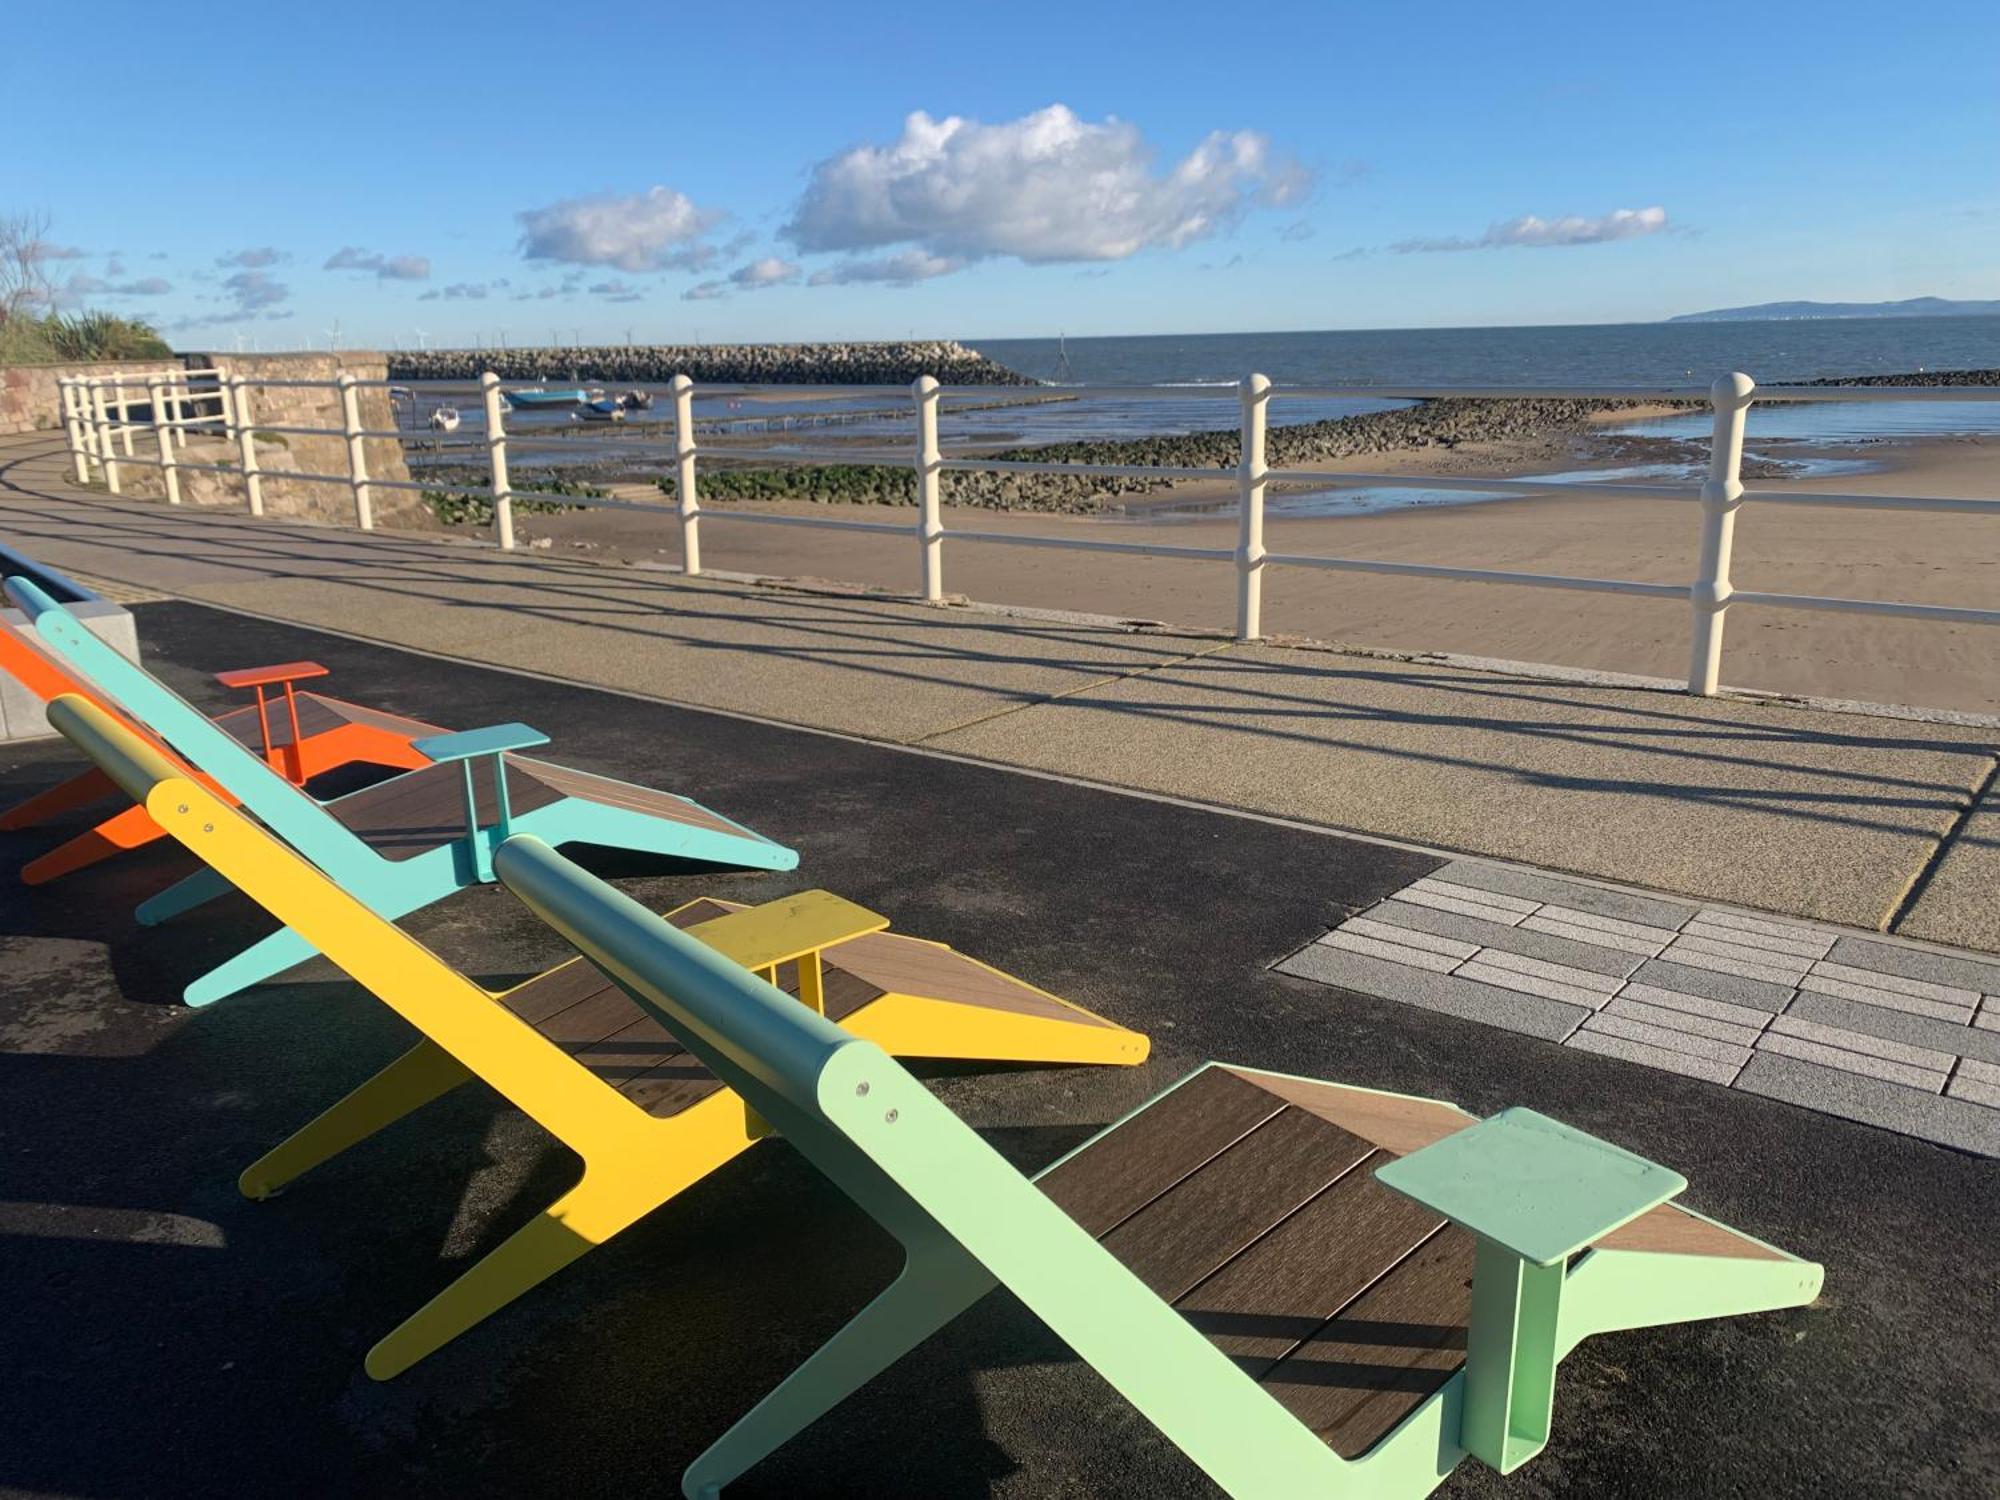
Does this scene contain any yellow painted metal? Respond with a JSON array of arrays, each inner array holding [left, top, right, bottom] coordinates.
[[688, 889, 888, 972], [48, 693, 1147, 1378]]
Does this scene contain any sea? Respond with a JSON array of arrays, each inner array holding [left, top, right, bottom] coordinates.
[[413, 316, 2000, 516]]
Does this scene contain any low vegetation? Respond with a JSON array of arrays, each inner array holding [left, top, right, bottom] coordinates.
[[424, 475, 607, 526]]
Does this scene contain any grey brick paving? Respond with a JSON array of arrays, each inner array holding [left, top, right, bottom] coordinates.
[[1785, 991, 2000, 1069], [1568, 1027, 1746, 1086], [1287, 862, 2000, 1158], [1368, 899, 1641, 979], [1825, 935, 2000, 996], [1628, 958, 1796, 1013], [1275, 943, 1589, 1041], [1736, 1053, 2000, 1156], [1432, 861, 1698, 928]]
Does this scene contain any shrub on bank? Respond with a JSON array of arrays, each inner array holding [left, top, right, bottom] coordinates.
[[424, 475, 608, 526]]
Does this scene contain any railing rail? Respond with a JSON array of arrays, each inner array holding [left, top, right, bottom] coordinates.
[[54, 367, 2000, 697]]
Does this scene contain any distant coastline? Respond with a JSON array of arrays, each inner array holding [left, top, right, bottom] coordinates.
[[1669, 296, 2000, 323]]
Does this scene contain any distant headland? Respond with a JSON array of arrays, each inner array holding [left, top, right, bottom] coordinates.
[[1669, 296, 2000, 323]]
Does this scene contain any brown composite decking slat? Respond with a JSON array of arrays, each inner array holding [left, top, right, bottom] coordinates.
[[820, 933, 1111, 1027], [1258, 1226, 1476, 1458], [1100, 1108, 1378, 1300], [1037, 1068, 1289, 1237], [513, 757, 759, 837], [1225, 1068, 1477, 1156], [327, 758, 565, 859], [1595, 1202, 1787, 1260], [1175, 1160, 1445, 1381], [214, 693, 442, 752]]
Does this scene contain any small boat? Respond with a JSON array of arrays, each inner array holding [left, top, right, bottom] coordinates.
[[503, 387, 590, 410], [427, 406, 461, 433], [619, 389, 654, 411], [573, 398, 626, 423]]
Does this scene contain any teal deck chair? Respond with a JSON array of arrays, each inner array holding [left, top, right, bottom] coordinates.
[[495, 835, 1824, 1499], [7, 577, 797, 1005]]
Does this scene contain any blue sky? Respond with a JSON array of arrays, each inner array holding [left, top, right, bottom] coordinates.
[[7, 0, 1995, 349]]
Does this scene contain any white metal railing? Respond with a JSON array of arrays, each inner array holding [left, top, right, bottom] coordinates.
[[55, 368, 2000, 697]]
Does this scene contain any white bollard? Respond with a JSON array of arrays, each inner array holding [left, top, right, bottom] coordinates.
[[336, 372, 374, 529], [148, 375, 182, 505], [60, 378, 91, 483], [232, 377, 265, 516], [1687, 371, 1755, 696], [671, 373, 700, 574], [913, 374, 943, 601], [89, 381, 120, 493], [1236, 373, 1271, 641], [480, 372, 514, 549]]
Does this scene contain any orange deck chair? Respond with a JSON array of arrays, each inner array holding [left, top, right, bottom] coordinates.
[[0, 613, 444, 881]]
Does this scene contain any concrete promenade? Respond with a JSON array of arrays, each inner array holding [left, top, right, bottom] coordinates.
[[2, 430, 1994, 952]]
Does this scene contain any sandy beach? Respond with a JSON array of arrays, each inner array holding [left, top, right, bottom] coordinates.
[[499, 432, 1999, 715]]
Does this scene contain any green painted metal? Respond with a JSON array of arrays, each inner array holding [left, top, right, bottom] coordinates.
[[1376, 1108, 1687, 1265], [492, 835, 1825, 1498], [5, 576, 797, 1004]]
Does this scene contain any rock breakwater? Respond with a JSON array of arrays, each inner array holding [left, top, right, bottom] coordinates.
[[386, 340, 1034, 387]]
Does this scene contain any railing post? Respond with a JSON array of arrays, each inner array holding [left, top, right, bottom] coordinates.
[[88, 381, 120, 493], [480, 371, 514, 549], [232, 376, 265, 516], [59, 378, 91, 483], [671, 373, 700, 574], [336, 371, 374, 530], [114, 376, 135, 457], [913, 374, 943, 601], [146, 375, 182, 505], [170, 375, 189, 449], [1688, 371, 1754, 695], [1236, 372, 1271, 640]]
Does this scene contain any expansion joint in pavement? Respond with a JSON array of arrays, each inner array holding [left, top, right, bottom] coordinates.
[[903, 638, 1242, 746], [1887, 751, 1999, 936]]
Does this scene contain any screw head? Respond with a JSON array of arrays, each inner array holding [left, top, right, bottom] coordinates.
[[202, 823, 214, 833], [177, 804, 189, 814], [883, 1108, 899, 1124], [854, 1082, 870, 1097]]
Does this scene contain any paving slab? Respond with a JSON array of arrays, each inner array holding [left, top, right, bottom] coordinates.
[[1274, 943, 1590, 1040], [1895, 771, 2000, 954], [1735, 1052, 2000, 1156], [1787, 991, 2000, 1068], [926, 643, 2000, 932]]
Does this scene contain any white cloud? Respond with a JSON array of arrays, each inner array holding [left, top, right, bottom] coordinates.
[[225, 268, 289, 312], [324, 247, 432, 280], [682, 256, 802, 301], [420, 281, 497, 301], [218, 246, 285, 268], [517, 187, 724, 272], [1395, 206, 1669, 253], [784, 105, 1307, 281], [806, 250, 964, 287], [586, 278, 646, 303], [26, 241, 84, 263]]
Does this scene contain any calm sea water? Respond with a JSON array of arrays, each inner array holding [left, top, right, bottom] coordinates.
[[975, 316, 2000, 387]]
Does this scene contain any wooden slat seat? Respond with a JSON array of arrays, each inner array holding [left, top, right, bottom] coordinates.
[[1039, 1065, 1783, 1460], [496, 897, 1120, 1121], [213, 692, 440, 753]]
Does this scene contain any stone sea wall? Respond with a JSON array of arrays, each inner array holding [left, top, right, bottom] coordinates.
[[386, 340, 1034, 387]]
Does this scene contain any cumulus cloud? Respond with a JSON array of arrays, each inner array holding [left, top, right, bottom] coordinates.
[[784, 105, 1307, 281], [66, 274, 172, 297], [1395, 206, 1669, 253], [421, 280, 509, 302], [517, 187, 724, 273], [218, 246, 285, 268], [682, 256, 802, 301], [26, 241, 84, 263], [324, 246, 432, 280], [587, 278, 646, 303], [806, 250, 964, 287]]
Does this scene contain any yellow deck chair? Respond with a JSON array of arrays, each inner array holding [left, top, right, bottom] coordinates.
[[48, 694, 1148, 1379]]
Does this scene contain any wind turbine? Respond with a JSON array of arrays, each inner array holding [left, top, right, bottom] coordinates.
[[324, 319, 343, 353], [413, 327, 429, 351]]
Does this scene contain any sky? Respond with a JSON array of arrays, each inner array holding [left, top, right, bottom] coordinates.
[[6, 0, 1996, 350]]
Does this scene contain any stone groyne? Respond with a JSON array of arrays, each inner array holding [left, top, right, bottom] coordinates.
[[385, 340, 1034, 387]]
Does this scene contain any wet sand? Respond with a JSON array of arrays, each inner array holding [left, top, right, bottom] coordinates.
[[507, 433, 2000, 715]]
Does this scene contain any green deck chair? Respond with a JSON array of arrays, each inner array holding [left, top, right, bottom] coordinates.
[[6, 575, 796, 1005], [495, 836, 1825, 1500]]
